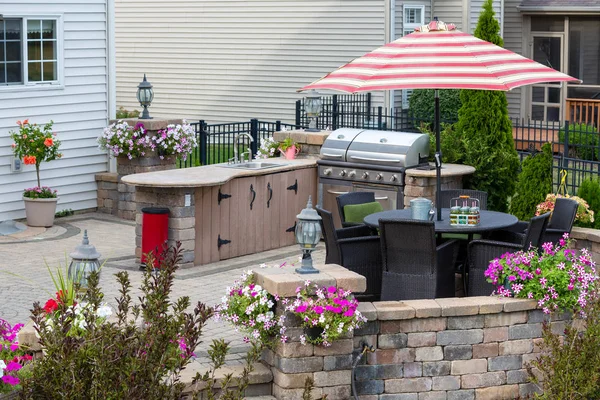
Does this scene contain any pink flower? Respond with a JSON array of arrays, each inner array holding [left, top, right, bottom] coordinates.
[[535, 268, 542, 275], [327, 286, 337, 294], [1, 375, 19, 386], [5, 361, 22, 372], [295, 304, 307, 313], [343, 309, 355, 317], [313, 306, 324, 314]]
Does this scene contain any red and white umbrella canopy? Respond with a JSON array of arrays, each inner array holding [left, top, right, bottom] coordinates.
[[300, 20, 580, 93]]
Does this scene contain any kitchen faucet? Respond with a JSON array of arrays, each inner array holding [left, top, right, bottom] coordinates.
[[233, 133, 254, 163]]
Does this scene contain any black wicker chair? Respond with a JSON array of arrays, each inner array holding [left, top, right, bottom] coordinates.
[[317, 207, 382, 300], [379, 219, 458, 300], [336, 192, 376, 227], [542, 197, 578, 244], [466, 212, 551, 296], [439, 189, 488, 210]]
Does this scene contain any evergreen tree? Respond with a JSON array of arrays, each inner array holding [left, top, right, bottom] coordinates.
[[456, 0, 520, 212], [509, 143, 553, 220]]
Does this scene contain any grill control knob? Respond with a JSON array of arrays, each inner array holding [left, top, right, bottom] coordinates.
[[376, 173, 383, 181], [348, 170, 356, 178], [323, 168, 332, 176], [339, 170, 347, 177], [390, 174, 398, 182], [362, 172, 370, 179]]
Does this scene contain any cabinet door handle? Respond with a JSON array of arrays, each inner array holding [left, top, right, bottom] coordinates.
[[267, 182, 273, 208], [250, 184, 256, 210]]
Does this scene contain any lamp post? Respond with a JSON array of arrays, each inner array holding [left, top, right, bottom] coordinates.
[[68, 230, 101, 289], [137, 74, 154, 120], [304, 89, 322, 132], [295, 196, 322, 274]]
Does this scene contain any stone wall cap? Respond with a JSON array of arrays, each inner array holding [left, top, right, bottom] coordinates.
[[253, 264, 366, 298], [405, 163, 475, 178], [435, 297, 480, 316], [357, 302, 377, 321], [373, 301, 416, 320], [121, 158, 317, 187], [401, 299, 442, 318], [95, 172, 118, 182]]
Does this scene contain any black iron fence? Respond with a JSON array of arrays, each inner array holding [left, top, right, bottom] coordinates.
[[295, 93, 454, 132], [178, 119, 300, 168]]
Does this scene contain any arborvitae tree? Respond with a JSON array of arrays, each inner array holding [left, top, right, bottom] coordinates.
[[578, 178, 600, 229], [456, 0, 520, 212], [509, 143, 553, 220]]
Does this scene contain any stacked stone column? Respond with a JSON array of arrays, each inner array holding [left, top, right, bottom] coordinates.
[[95, 118, 181, 220], [253, 264, 367, 400]]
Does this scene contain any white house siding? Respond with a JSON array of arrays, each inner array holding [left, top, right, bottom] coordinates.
[[114, 0, 386, 124], [432, 0, 466, 30], [393, 0, 432, 109], [0, 0, 111, 221], [501, 0, 524, 119]]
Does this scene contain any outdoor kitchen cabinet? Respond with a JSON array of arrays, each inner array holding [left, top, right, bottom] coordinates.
[[194, 167, 317, 265]]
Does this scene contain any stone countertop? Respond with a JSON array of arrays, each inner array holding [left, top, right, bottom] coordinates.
[[121, 157, 318, 188], [405, 163, 475, 178]]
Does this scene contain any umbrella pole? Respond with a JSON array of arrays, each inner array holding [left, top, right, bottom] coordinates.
[[435, 89, 442, 221]]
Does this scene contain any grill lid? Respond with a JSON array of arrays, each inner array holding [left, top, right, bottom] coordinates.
[[320, 128, 430, 168]]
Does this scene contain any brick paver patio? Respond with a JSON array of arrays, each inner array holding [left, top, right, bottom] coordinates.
[[0, 212, 325, 368]]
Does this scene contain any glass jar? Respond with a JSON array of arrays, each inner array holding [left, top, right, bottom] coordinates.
[[468, 206, 480, 225], [450, 206, 460, 224]]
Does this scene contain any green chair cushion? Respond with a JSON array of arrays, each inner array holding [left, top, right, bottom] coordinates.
[[441, 233, 482, 240], [344, 201, 384, 224]]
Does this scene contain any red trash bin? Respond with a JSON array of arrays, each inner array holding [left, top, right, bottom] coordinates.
[[141, 207, 169, 268]]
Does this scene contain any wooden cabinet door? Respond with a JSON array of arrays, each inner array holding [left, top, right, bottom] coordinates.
[[278, 167, 318, 247], [195, 185, 224, 265]]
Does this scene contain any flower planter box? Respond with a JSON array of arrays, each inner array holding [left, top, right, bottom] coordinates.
[[116, 153, 176, 176]]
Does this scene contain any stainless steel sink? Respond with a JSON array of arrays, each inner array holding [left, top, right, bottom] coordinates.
[[219, 162, 284, 170]]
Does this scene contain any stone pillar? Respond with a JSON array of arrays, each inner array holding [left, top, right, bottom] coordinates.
[[404, 164, 476, 208], [134, 186, 195, 268], [95, 118, 182, 220], [273, 129, 331, 157], [253, 264, 366, 400]]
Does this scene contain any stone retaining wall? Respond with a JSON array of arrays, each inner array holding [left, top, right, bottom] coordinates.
[[253, 265, 562, 400]]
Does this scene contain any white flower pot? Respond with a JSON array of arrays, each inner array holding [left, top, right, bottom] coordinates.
[[23, 197, 59, 227]]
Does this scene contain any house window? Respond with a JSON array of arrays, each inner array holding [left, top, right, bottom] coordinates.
[[403, 5, 425, 36], [0, 17, 59, 86]]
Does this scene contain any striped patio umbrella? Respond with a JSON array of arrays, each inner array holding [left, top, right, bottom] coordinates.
[[299, 20, 580, 220]]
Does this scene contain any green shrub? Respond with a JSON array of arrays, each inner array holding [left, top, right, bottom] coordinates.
[[528, 294, 600, 399], [558, 123, 598, 160], [116, 106, 140, 119], [419, 122, 465, 164], [22, 244, 214, 399], [457, 0, 520, 212], [509, 143, 553, 220], [577, 177, 600, 229], [408, 89, 462, 123]]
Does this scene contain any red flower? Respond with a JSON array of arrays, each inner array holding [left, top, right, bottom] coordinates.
[[23, 155, 36, 165], [44, 138, 54, 147], [56, 290, 68, 304], [43, 298, 58, 314]]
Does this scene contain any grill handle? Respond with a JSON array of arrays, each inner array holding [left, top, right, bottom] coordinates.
[[349, 155, 401, 163], [322, 153, 343, 158], [375, 196, 389, 200]]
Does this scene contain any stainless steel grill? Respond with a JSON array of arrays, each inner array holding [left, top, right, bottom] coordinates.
[[318, 128, 430, 227]]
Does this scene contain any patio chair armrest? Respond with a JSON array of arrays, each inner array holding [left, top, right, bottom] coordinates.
[[341, 221, 364, 228], [485, 230, 525, 245], [467, 239, 523, 270], [338, 236, 381, 247], [336, 225, 374, 239]]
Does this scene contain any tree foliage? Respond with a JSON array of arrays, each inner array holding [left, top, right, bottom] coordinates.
[[408, 89, 462, 122], [457, 0, 519, 212], [577, 178, 600, 229], [509, 143, 553, 220]]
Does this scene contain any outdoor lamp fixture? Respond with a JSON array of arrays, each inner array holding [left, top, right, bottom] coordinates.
[[304, 89, 322, 132], [137, 74, 154, 119], [68, 230, 101, 289], [295, 196, 322, 274]]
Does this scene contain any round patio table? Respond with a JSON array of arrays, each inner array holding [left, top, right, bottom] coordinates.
[[363, 208, 519, 233]]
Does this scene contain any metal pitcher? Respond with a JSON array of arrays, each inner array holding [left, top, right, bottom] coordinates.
[[410, 197, 435, 221]]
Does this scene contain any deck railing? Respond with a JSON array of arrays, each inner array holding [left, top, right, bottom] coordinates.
[[566, 98, 600, 128]]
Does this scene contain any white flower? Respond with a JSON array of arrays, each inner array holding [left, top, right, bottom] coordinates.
[[97, 304, 113, 318], [0, 360, 6, 377]]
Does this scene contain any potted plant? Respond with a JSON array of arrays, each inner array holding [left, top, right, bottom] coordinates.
[[290, 282, 366, 346], [154, 121, 197, 161], [215, 269, 288, 345], [98, 120, 151, 160], [278, 137, 300, 160], [485, 234, 599, 315], [10, 120, 62, 227]]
